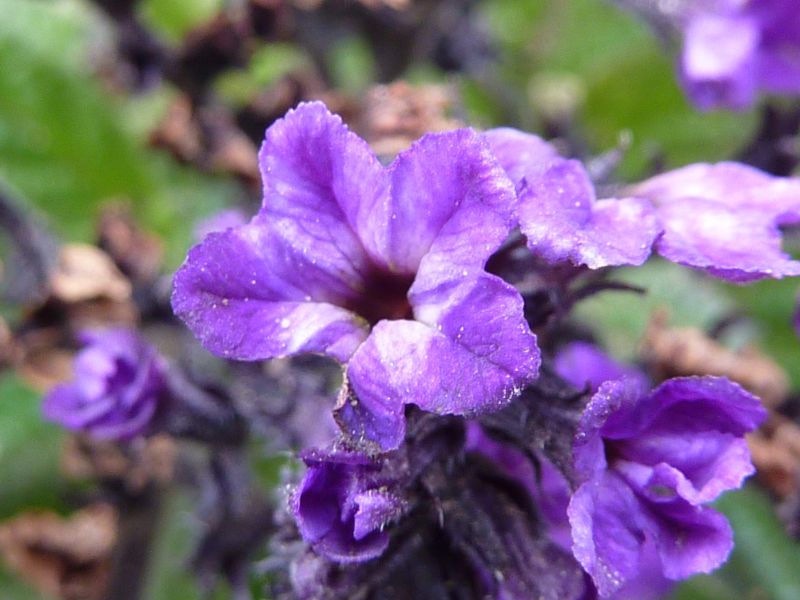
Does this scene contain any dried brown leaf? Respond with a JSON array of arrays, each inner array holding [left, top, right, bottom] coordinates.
[[50, 244, 131, 304], [61, 434, 176, 493], [642, 311, 789, 407], [749, 414, 800, 498], [97, 203, 164, 283], [0, 504, 117, 600], [358, 81, 462, 156]]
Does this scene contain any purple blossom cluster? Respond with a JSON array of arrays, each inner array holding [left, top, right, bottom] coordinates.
[[46, 101, 795, 598]]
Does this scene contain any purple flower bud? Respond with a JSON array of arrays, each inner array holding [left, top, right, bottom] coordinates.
[[292, 447, 407, 563], [43, 329, 167, 440]]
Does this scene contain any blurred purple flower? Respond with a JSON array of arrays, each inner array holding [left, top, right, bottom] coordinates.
[[679, 0, 800, 110], [568, 376, 765, 596], [632, 161, 800, 282], [484, 129, 660, 270], [173, 102, 540, 450], [43, 329, 167, 440], [554, 342, 649, 393]]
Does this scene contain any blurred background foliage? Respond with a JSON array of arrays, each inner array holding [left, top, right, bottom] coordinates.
[[0, 0, 798, 598]]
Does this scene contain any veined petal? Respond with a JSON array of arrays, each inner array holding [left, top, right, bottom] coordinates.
[[387, 130, 518, 282], [259, 101, 390, 270], [172, 220, 369, 362], [339, 274, 539, 450]]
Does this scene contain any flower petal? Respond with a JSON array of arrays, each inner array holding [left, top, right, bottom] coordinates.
[[258, 101, 390, 268], [519, 160, 659, 269], [632, 162, 800, 282], [641, 465, 734, 580], [172, 220, 369, 362], [340, 274, 539, 450], [380, 129, 518, 278], [607, 377, 763, 502], [568, 470, 647, 597], [482, 128, 561, 189]]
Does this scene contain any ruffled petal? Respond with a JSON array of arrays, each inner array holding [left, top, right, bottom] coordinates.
[[383, 129, 518, 281], [632, 162, 800, 282], [640, 465, 734, 580], [568, 470, 647, 597], [172, 219, 370, 362], [519, 160, 659, 269], [340, 274, 539, 450], [258, 101, 390, 269]]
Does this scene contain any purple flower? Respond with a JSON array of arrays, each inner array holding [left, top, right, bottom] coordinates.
[[484, 129, 660, 270], [172, 102, 540, 450], [679, 0, 800, 110], [43, 329, 167, 440], [568, 376, 765, 596], [292, 447, 407, 563], [554, 342, 649, 393], [632, 161, 800, 282]]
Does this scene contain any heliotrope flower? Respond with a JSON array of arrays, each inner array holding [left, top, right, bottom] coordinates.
[[172, 102, 540, 451], [568, 375, 765, 596], [678, 0, 800, 110], [484, 129, 661, 270], [632, 161, 800, 282], [43, 328, 167, 440]]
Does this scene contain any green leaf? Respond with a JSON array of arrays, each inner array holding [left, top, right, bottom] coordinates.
[[714, 486, 800, 600], [139, 0, 223, 44], [0, 374, 66, 519], [573, 260, 736, 361]]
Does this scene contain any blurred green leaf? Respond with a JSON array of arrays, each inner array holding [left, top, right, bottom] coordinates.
[[0, 0, 234, 265], [0, 374, 66, 519], [725, 278, 800, 388], [574, 260, 736, 361], [482, 0, 756, 176], [329, 36, 375, 94], [713, 486, 800, 600], [140, 0, 223, 43]]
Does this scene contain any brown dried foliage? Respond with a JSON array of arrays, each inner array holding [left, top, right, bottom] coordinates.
[[61, 434, 176, 494], [642, 311, 789, 407], [0, 504, 118, 600], [358, 81, 462, 156]]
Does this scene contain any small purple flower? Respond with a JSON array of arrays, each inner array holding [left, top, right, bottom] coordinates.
[[484, 129, 661, 270], [568, 376, 765, 596], [173, 102, 540, 450], [678, 0, 800, 110], [632, 161, 800, 282], [43, 329, 167, 440], [292, 447, 407, 563]]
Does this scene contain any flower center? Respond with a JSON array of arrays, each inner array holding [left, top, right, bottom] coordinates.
[[350, 269, 415, 326]]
